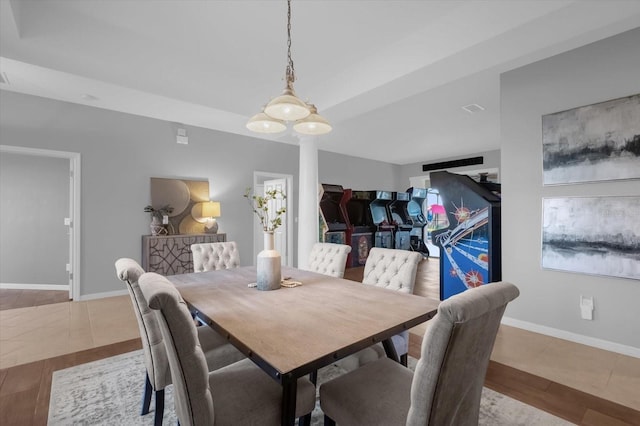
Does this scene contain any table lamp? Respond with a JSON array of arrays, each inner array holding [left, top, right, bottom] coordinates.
[[202, 201, 221, 234]]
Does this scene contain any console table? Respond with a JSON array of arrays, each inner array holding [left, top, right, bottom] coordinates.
[[142, 233, 227, 275]]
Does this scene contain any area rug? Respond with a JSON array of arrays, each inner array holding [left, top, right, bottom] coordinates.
[[48, 350, 572, 425]]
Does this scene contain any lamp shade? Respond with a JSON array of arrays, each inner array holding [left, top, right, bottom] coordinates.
[[293, 104, 332, 135], [202, 201, 221, 218], [264, 86, 310, 121], [246, 112, 287, 134]]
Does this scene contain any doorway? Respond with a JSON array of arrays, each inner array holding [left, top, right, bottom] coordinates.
[[0, 145, 81, 301], [252, 171, 294, 267]]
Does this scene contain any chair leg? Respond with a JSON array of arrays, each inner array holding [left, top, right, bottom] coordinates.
[[141, 373, 152, 415], [299, 413, 311, 426], [324, 415, 336, 426], [154, 389, 165, 426], [400, 353, 408, 367], [309, 370, 318, 386]]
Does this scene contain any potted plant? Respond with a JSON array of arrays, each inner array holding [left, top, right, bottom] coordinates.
[[243, 187, 286, 232], [144, 204, 174, 235], [243, 187, 286, 290]]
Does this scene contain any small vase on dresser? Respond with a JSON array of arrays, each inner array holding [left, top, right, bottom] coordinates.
[[257, 231, 281, 291], [150, 216, 168, 236]]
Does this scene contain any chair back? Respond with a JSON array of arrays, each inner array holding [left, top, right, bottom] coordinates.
[[139, 272, 215, 426], [114, 258, 171, 391], [191, 241, 240, 272], [407, 282, 520, 426], [362, 247, 422, 293], [307, 242, 352, 278]]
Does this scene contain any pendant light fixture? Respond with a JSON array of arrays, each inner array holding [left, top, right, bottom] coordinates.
[[293, 104, 332, 135], [246, 0, 331, 135]]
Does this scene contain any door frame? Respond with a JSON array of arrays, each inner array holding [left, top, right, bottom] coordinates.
[[0, 145, 81, 300], [252, 171, 294, 267]]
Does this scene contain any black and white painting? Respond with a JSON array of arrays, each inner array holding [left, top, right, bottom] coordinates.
[[542, 94, 640, 185], [542, 197, 640, 280]]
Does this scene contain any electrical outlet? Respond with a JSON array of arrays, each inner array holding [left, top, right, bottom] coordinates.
[[580, 295, 594, 320]]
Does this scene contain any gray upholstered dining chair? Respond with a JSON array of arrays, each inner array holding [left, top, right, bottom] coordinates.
[[320, 281, 520, 426], [307, 242, 352, 278], [191, 241, 241, 272], [115, 258, 244, 426], [138, 271, 317, 426]]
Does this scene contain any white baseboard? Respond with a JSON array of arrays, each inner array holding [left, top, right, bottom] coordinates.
[[0, 282, 69, 291], [501, 316, 640, 358], [77, 289, 128, 301]]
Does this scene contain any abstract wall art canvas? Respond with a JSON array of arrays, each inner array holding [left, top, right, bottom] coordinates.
[[542, 94, 640, 185], [542, 197, 640, 280], [150, 177, 210, 234]]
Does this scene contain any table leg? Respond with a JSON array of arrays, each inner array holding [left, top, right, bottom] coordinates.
[[281, 374, 297, 426], [382, 338, 400, 363]]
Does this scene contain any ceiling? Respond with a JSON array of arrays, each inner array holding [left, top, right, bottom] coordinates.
[[1, 1, 639, 165]]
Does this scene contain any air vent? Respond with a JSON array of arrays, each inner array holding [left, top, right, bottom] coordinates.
[[0, 72, 9, 85], [422, 156, 483, 172], [461, 103, 485, 114]]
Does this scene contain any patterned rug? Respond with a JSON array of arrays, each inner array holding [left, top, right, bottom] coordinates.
[[48, 350, 571, 425]]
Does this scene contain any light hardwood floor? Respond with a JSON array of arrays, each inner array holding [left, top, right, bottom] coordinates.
[[1, 265, 639, 425]]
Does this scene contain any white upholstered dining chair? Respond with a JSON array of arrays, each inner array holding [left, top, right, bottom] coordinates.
[[307, 242, 352, 278], [138, 271, 317, 426], [115, 258, 244, 426], [335, 248, 423, 371], [320, 282, 520, 426], [366, 248, 423, 364], [191, 241, 241, 272], [361, 247, 423, 294]]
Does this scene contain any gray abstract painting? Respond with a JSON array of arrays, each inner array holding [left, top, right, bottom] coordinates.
[[542, 94, 640, 185], [542, 197, 640, 280]]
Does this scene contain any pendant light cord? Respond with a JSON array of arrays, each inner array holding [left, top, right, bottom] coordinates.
[[286, 0, 296, 87]]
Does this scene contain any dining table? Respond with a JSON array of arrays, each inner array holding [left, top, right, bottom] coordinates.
[[167, 265, 440, 426]]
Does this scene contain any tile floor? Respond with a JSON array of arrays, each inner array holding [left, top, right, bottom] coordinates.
[[0, 294, 638, 412], [0, 295, 139, 369]]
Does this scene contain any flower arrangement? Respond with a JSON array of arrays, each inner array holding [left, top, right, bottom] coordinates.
[[143, 204, 174, 220], [244, 187, 286, 232]]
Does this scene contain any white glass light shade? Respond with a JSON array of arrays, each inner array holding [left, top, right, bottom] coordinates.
[[293, 105, 332, 135], [264, 87, 310, 121], [201, 201, 221, 218], [246, 112, 286, 134]]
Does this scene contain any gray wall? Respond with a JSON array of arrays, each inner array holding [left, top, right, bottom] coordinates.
[[0, 91, 401, 297], [398, 149, 501, 188], [0, 152, 69, 285], [319, 150, 401, 191], [501, 27, 640, 348], [0, 91, 301, 296]]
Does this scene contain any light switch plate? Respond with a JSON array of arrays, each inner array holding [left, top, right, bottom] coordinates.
[[580, 295, 594, 320]]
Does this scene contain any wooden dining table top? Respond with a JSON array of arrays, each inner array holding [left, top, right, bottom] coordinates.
[[167, 265, 440, 380]]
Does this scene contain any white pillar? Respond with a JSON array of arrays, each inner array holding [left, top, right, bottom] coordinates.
[[297, 135, 319, 270]]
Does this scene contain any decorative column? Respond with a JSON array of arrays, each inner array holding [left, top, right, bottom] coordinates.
[[297, 135, 319, 270]]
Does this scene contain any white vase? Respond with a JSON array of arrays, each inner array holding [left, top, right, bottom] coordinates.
[[257, 231, 281, 291]]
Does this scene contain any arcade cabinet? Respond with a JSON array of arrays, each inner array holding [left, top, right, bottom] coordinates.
[[430, 171, 501, 300], [319, 184, 350, 245], [406, 187, 430, 256], [345, 190, 375, 267], [389, 192, 412, 250], [370, 191, 394, 249]]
